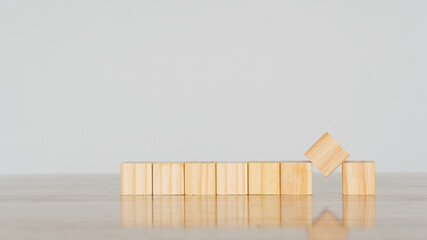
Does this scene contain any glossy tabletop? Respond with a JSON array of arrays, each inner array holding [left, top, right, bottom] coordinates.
[[0, 173, 426, 240]]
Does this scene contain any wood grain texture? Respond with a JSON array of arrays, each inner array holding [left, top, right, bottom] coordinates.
[[121, 163, 152, 195], [281, 195, 312, 227], [281, 162, 312, 195], [248, 196, 281, 227], [216, 163, 248, 195], [184, 163, 216, 195], [153, 163, 184, 195], [305, 132, 349, 177], [248, 162, 280, 195], [343, 196, 376, 227], [342, 161, 375, 195]]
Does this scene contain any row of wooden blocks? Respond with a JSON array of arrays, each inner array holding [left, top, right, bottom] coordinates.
[[121, 161, 375, 195]]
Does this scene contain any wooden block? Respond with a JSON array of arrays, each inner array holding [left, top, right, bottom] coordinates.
[[216, 163, 248, 195], [306, 211, 349, 240], [153, 163, 184, 195], [248, 162, 280, 195], [281, 195, 312, 227], [281, 162, 312, 195], [343, 196, 375, 227], [248, 196, 281, 227], [216, 196, 248, 227], [305, 132, 349, 177], [184, 196, 217, 227], [342, 161, 375, 195], [184, 163, 216, 195], [121, 163, 152, 195], [152, 196, 184, 227], [121, 196, 153, 227]]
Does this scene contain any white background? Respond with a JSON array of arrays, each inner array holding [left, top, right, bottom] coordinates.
[[1, 0, 426, 174]]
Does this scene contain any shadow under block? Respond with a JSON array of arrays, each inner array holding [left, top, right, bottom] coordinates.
[[248, 162, 280, 195], [342, 161, 375, 195], [153, 163, 184, 195], [184, 163, 216, 195], [280, 162, 312, 195], [216, 163, 248, 195], [121, 163, 152, 195], [343, 196, 376, 227], [305, 132, 349, 177]]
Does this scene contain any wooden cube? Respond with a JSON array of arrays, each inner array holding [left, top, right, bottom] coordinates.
[[184, 196, 217, 227], [153, 163, 184, 195], [281, 162, 312, 195], [248, 196, 281, 227], [305, 132, 349, 177], [342, 161, 375, 195], [216, 163, 248, 195], [343, 196, 376, 227], [121, 196, 153, 227], [152, 196, 184, 227], [248, 162, 280, 195], [184, 163, 216, 195], [281, 195, 312, 227], [121, 162, 152, 195], [216, 196, 248, 227]]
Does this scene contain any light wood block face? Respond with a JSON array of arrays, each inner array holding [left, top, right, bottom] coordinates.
[[184, 163, 216, 195], [305, 132, 349, 177], [342, 161, 375, 195], [153, 163, 184, 195], [121, 163, 152, 195], [343, 196, 376, 227], [248, 162, 280, 195], [281, 162, 312, 195], [216, 163, 248, 195]]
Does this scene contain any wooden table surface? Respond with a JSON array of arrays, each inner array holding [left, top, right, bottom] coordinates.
[[0, 173, 426, 240]]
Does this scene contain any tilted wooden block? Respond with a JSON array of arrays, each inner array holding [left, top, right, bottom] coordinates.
[[121, 163, 152, 195], [305, 132, 349, 177], [216, 163, 248, 195], [248, 162, 280, 195], [343, 196, 376, 227], [153, 163, 184, 195], [281, 162, 312, 195], [184, 163, 216, 195], [342, 161, 375, 195]]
